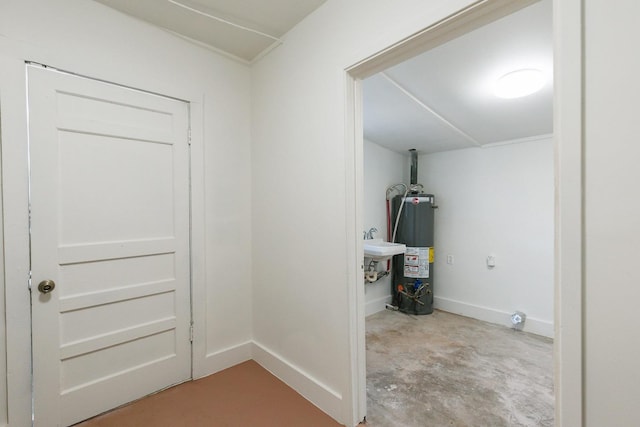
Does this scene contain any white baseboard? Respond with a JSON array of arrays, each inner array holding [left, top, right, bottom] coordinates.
[[251, 341, 343, 423], [365, 294, 393, 317], [195, 341, 253, 379], [434, 296, 554, 338]]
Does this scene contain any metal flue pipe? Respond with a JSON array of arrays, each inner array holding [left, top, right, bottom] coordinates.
[[410, 148, 418, 185]]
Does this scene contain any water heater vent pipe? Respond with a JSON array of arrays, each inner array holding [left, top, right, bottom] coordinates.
[[410, 148, 418, 185]]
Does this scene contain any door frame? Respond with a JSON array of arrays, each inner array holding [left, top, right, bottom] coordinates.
[[343, 0, 584, 425], [0, 58, 208, 426]]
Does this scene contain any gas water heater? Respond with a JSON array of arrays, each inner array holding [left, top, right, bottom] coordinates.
[[391, 150, 436, 315]]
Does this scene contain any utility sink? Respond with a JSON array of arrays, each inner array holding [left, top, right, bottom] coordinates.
[[363, 239, 406, 260]]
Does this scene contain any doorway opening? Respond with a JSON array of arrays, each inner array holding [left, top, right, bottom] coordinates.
[[344, 0, 568, 425]]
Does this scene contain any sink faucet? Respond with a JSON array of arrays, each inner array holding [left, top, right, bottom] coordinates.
[[364, 227, 378, 240]]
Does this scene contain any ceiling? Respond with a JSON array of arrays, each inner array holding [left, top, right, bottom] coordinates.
[[94, 0, 552, 155], [94, 0, 327, 62], [363, 0, 553, 154]]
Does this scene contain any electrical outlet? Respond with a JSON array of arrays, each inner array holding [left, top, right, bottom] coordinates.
[[446, 254, 454, 265], [487, 255, 496, 268]]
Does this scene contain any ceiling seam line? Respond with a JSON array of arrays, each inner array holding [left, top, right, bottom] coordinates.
[[380, 72, 482, 147], [167, 0, 283, 43], [481, 133, 554, 148]]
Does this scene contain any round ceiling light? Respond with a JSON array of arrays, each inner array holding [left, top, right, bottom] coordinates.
[[494, 69, 546, 99]]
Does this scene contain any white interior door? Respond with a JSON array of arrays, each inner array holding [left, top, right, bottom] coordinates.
[[28, 65, 192, 426]]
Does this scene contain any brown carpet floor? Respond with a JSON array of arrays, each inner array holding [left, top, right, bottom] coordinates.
[[76, 360, 343, 427]]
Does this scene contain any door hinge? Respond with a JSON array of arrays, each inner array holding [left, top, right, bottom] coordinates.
[[189, 324, 194, 342], [188, 127, 192, 145]]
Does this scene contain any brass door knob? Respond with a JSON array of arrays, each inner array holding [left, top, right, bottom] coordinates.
[[37, 280, 56, 294]]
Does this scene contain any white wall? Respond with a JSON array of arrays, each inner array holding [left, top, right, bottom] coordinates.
[[363, 140, 408, 316], [250, 0, 493, 424], [419, 139, 554, 337], [584, 0, 640, 425], [0, 1, 252, 425]]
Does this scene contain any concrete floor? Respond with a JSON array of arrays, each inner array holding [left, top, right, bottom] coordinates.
[[365, 309, 554, 426]]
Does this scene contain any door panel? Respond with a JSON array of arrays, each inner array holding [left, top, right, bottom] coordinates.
[[28, 66, 191, 426], [58, 132, 175, 243]]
